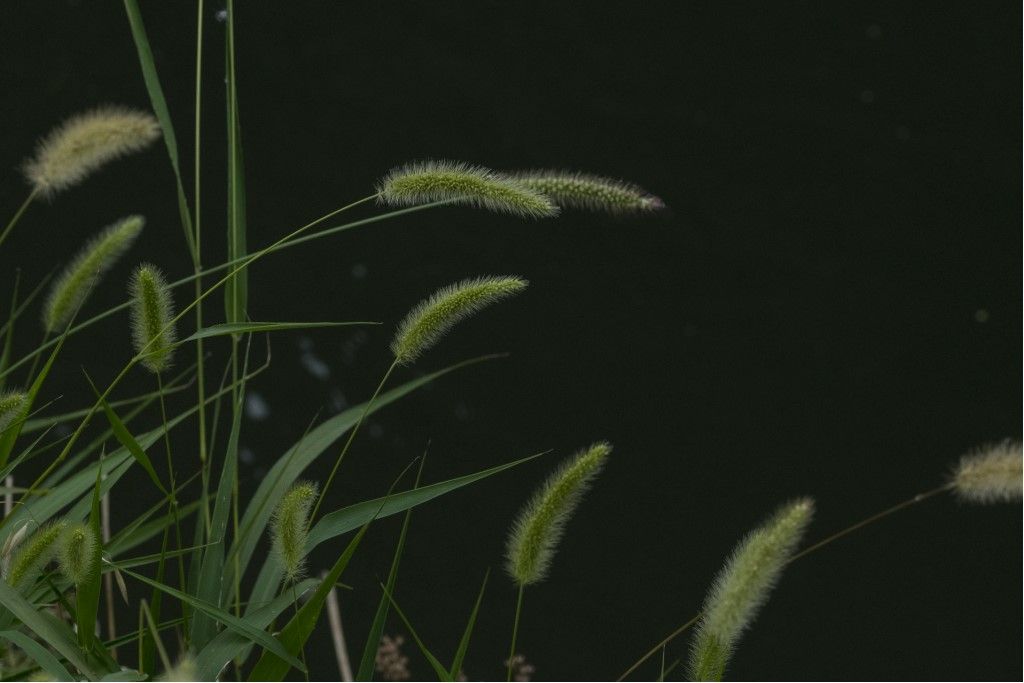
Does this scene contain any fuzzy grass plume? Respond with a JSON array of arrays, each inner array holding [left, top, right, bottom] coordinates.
[[510, 170, 664, 214], [391, 275, 528, 365], [43, 215, 144, 333], [129, 263, 176, 373], [377, 160, 559, 219], [505, 441, 611, 586], [688, 498, 814, 681], [0, 391, 27, 434], [5, 520, 67, 588], [271, 481, 318, 582], [23, 106, 160, 197], [951, 440, 1022, 504], [58, 523, 98, 586]]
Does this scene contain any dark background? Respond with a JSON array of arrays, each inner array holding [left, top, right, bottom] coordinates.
[[1, 1, 1021, 680]]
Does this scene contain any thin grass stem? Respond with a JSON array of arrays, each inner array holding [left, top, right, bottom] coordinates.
[[507, 584, 525, 682], [0, 189, 38, 250]]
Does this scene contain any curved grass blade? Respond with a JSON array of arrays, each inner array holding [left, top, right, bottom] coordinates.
[[117, 566, 304, 673], [0, 581, 102, 679], [192, 578, 317, 681], [182, 321, 376, 342], [378, 583, 451, 681], [0, 629, 75, 681], [0, 328, 67, 468], [231, 354, 504, 601], [76, 459, 105, 651], [356, 455, 427, 680], [449, 570, 489, 680], [121, 0, 196, 259]]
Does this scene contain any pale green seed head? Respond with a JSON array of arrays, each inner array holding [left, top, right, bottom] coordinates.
[[505, 441, 612, 586], [23, 106, 161, 197], [159, 656, 197, 682], [6, 520, 67, 588], [391, 275, 528, 365], [0, 391, 28, 435], [58, 523, 98, 586], [376, 160, 559, 219], [43, 215, 145, 333], [129, 263, 177, 373], [511, 170, 665, 214], [952, 440, 1022, 504], [688, 498, 814, 681], [271, 482, 318, 582]]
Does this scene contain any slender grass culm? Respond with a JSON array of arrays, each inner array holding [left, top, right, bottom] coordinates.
[[504, 441, 612, 680], [687, 498, 815, 682], [43, 215, 145, 334]]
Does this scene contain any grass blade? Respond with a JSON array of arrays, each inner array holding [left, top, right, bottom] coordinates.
[[182, 321, 376, 342], [378, 583, 451, 681], [449, 570, 489, 680], [355, 455, 427, 680], [0, 629, 75, 681], [121, 0, 196, 259], [224, 0, 247, 327]]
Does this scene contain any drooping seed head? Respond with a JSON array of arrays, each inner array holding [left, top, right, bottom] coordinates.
[[23, 106, 161, 197], [6, 520, 68, 588], [0, 391, 28, 434], [505, 441, 612, 586], [58, 523, 98, 586], [688, 498, 815, 681], [270, 481, 318, 582], [391, 276, 528, 365], [43, 215, 145, 333], [376, 160, 559, 219], [951, 440, 1022, 504], [129, 263, 177, 373], [510, 170, 665, 214]]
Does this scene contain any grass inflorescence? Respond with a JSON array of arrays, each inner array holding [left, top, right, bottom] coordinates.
[[511, 170, 665, 214], [129, 263, 177, 373]]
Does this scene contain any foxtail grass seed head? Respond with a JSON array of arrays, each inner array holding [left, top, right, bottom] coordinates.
[[129, 263, 177, 373], [391, 276, 528, 365], [271, 481, 318, 582], [43, 215, 145, 333], [23, 106, 160, 197], [951, 440, 1022, 504], [5, 520, 67, 588], [0, 391, 28, 434], [505, 441, 612, 586], [688, 498, 814, 682], [58, 523, 97, 586], [511, 170, 665, 214], [159, 657, 197, 682], [376, 160, 559, 219]]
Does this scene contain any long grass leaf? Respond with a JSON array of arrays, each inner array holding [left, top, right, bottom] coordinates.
[[118, 566, 304, 672], [356, 456, 426, 680], [224, 0, 247, 326], [182, 321, 376, 342], [378, 583, 451, 681], [76, 458, 105, 651], [0, 629, 75, 681], [121, 0, 196, 258], [449, 570, 489, 680]]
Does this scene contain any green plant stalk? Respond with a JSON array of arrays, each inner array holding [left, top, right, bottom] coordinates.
[[308, 360, 398, 524], [156, 372, 189, 637], [0, 189, 38, 250], [507, 585, 525, 682]]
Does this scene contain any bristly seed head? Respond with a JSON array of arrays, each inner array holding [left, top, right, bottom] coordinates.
[[43, 215, 145, 333], [376, 160, 560, 219], [58, 523, 98, 586], [271, 481, 318, 583], [688, 498, 814, 681], [951, 439, 1022, 504], [23, 106, 161, 197], [505, 441, 612, 586], [6, 520, 68, 588], [129, 263, 177, 374], [510, 170, 665, 214], [391, 275, 528, 365], [0, 391, 28, 435]]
